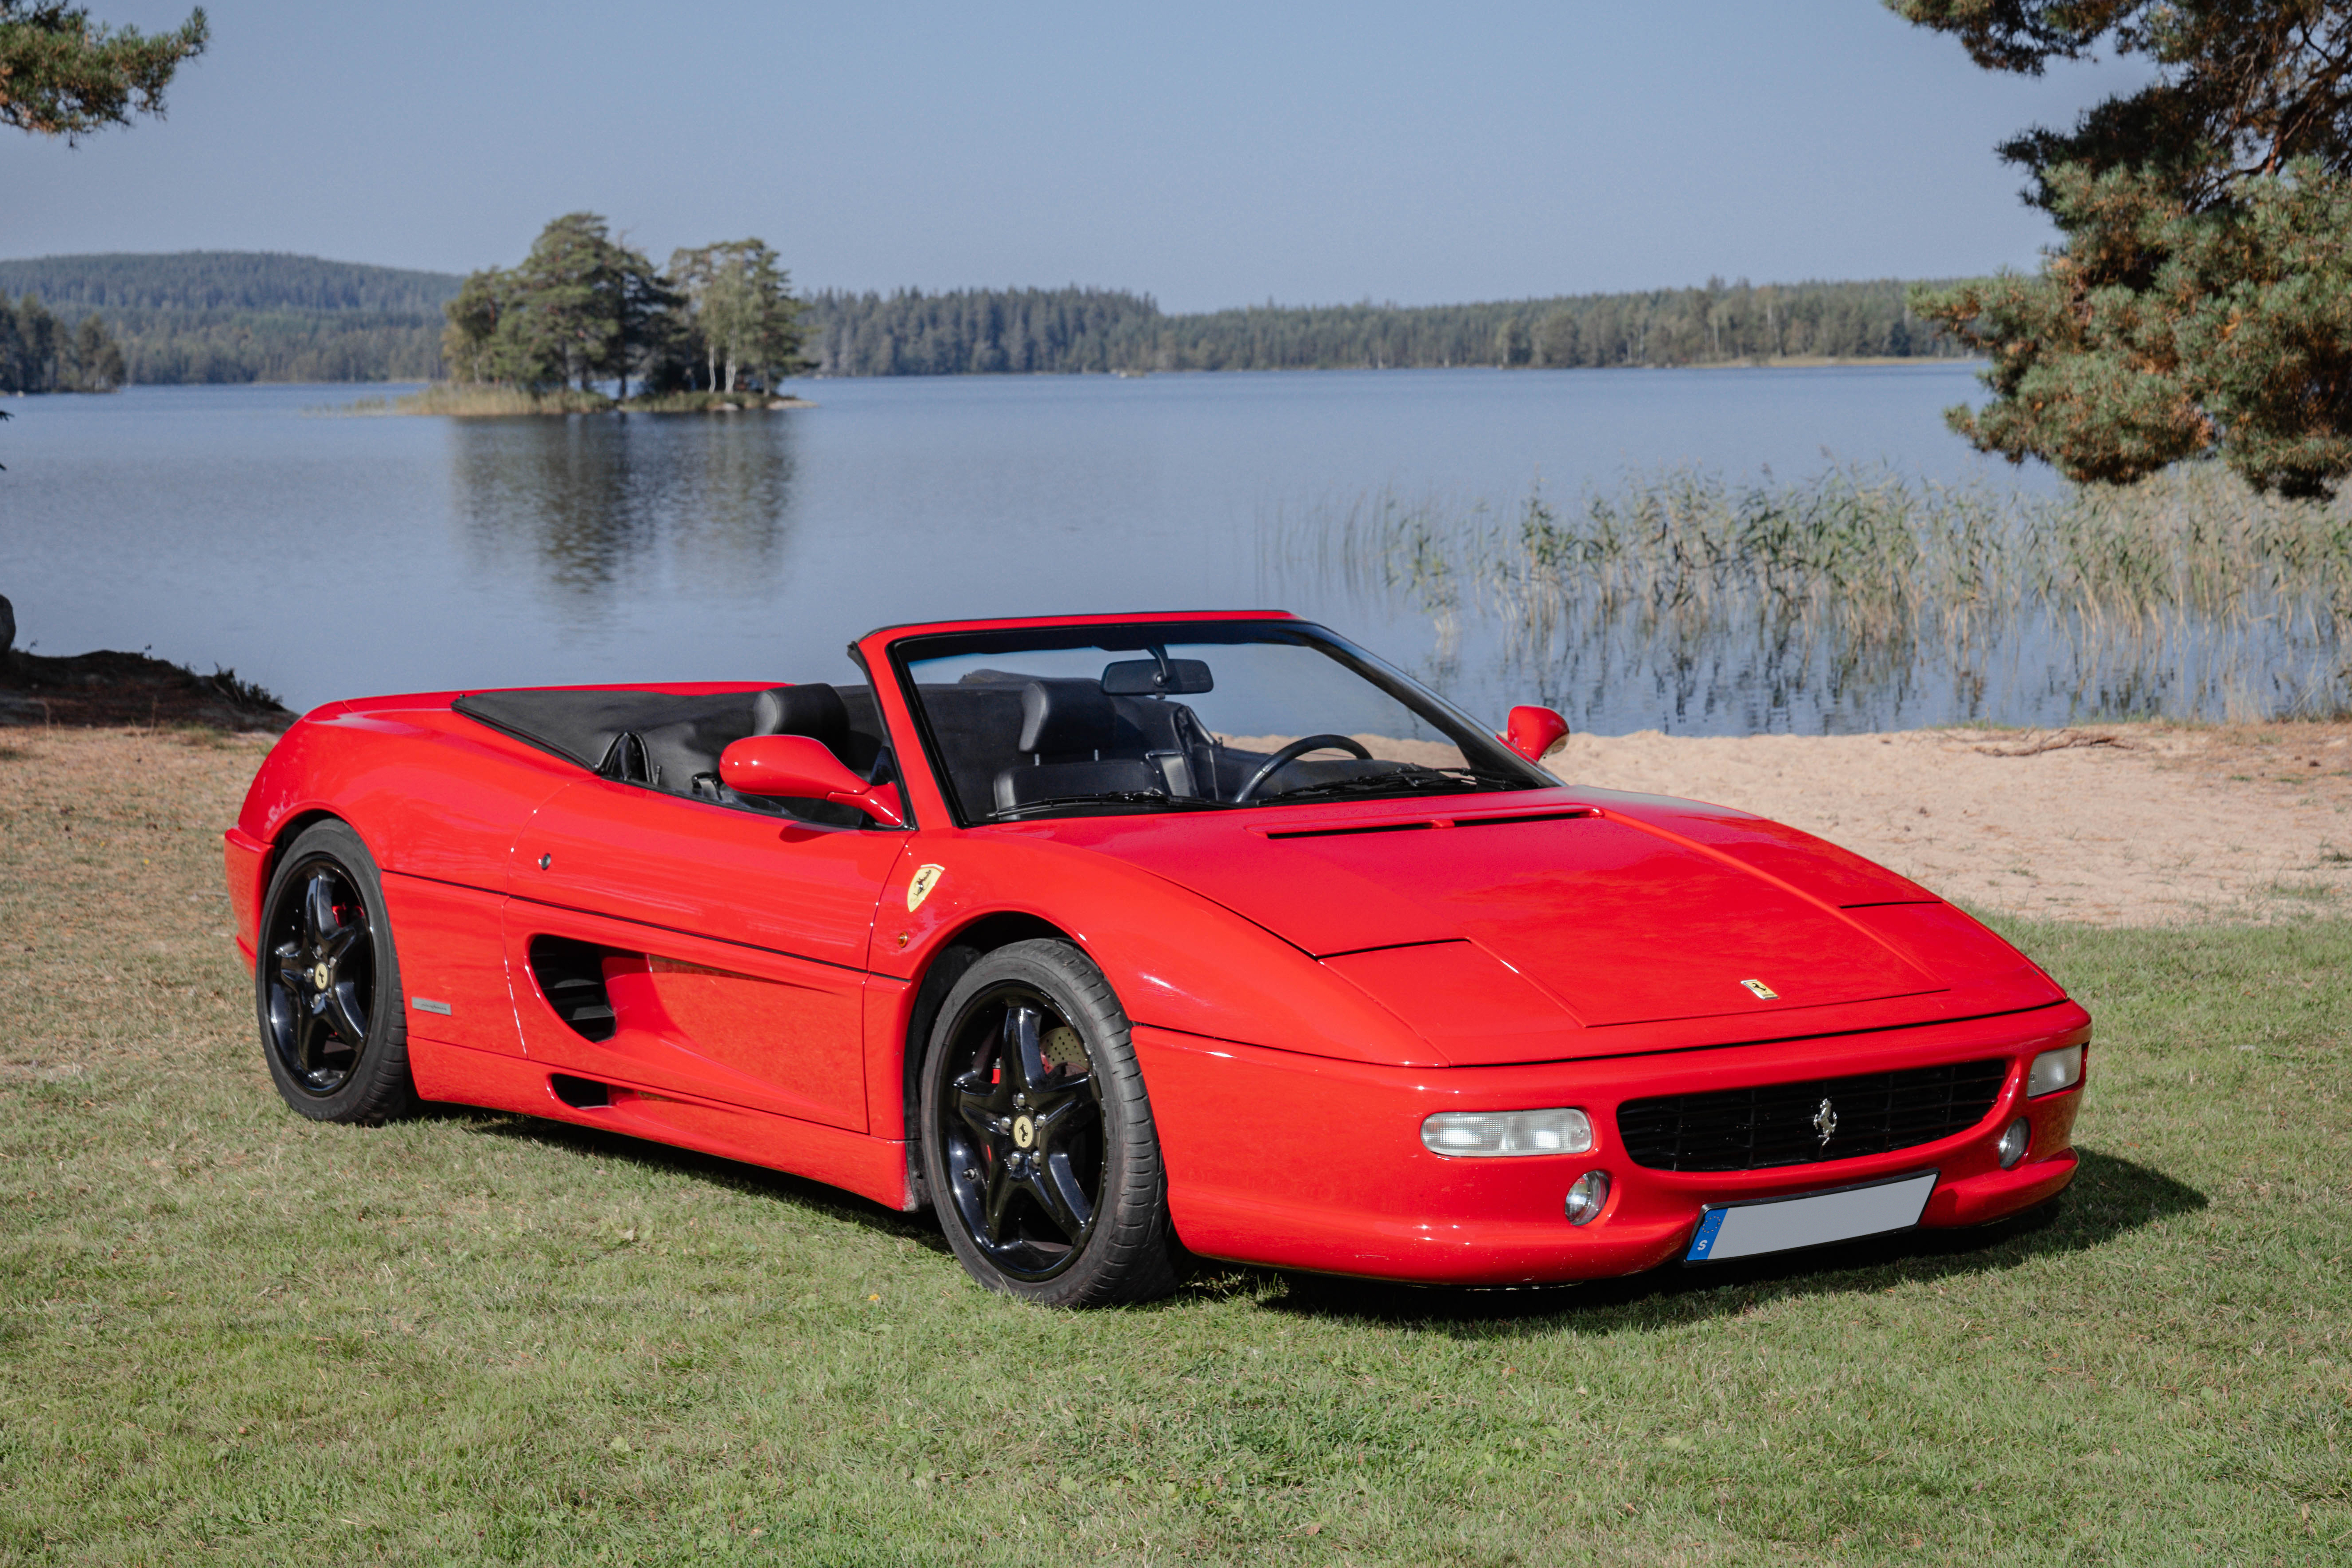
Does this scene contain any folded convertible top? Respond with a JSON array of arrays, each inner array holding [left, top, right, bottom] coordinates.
[[451, 687, 762, 772]]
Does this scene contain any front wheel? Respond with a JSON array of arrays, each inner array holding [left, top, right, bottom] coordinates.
[[918, 939, 1180, 1306], [255, 819, 417, 1124]]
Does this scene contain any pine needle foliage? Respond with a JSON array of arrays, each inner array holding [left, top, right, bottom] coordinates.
[[0, 0, 206, 141], [1894, 1, 2352, 497]]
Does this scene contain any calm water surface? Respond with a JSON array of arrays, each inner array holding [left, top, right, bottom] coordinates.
[[0, 367, 2026, 732]]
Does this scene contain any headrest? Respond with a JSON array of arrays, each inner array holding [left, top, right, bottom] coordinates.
[[1018, 679, 1116, 755], [751, 683, 848, 745]]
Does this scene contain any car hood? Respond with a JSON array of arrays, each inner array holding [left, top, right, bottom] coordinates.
[[1014, 789, 2061, 1063]]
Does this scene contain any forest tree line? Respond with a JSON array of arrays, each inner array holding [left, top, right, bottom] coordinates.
[[0, 252, 1967, 384], [0, 252, 458, 383], [805, 278, 1964, 376], [0, 294, 125, 393]]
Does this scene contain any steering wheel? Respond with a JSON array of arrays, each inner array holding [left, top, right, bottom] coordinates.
[[1233, 734, 1373, 803]]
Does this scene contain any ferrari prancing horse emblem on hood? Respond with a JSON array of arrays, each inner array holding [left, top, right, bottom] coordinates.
[[906, 863, 946, 912], [1740, 978, 1778, 1000]]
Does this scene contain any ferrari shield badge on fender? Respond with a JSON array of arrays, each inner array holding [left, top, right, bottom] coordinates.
[[1740, 978, 1778, 1000], [907, 863, 946, 912]]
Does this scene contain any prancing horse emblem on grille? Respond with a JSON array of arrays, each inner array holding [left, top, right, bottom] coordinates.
[[1813, 1097, 1838, 1146]]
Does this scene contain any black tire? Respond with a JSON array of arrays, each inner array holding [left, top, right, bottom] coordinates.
[[918, 939, 1179, 1306], [255, 819, 417, 1124]]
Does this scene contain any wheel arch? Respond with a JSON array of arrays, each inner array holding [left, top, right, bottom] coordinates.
[[264, 807, 352, 880], [897, 910, 1086, 1205]]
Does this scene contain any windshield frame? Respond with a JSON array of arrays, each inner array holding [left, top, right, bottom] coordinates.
[[884, 618, 1555, 828]]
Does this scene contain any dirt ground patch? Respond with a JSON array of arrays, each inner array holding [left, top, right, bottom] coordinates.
[[1559, 720, 2352, 924]]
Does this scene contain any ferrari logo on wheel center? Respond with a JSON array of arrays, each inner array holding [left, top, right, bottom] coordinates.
[[311, 962, 331, 989], [1011, 1115, 1036, 1149]]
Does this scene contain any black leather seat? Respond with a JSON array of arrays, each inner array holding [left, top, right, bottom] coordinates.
[[752, 682, 885, 778], [992, 679, 1157, 814]]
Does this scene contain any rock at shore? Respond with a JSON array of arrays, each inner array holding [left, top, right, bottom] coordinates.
[[0, 645, 296, 731]]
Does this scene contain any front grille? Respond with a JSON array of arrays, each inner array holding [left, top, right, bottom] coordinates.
[[1616, 1058, 2009, 1172]]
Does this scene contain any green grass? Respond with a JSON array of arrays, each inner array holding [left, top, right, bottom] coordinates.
[[3, 734, 2349, 1564]]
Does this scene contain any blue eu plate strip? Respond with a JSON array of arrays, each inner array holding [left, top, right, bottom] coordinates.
[[1686, 1208, 1727, 1261]]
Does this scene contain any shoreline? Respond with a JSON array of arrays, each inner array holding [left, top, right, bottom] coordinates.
[[339, 385, 819, 418]]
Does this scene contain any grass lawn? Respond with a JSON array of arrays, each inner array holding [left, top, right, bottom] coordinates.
[[2, 729, 2347, 1565]]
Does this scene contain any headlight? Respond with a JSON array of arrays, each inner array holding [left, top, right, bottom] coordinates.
[[1420, 1108, 1593, 1157], [2026, 1044, 2083, 1098]]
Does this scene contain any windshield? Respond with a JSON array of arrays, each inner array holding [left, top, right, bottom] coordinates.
[[892, 621, 1552, 824]]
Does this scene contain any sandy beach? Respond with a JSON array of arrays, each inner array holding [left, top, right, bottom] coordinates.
[[1558, 721, 2352, 924]]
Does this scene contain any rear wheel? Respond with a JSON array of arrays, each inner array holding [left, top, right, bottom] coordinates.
[[919, 939, 1179, 1306], [256, 820, 416, 1124]]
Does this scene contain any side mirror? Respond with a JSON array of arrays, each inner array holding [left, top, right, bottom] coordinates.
[[1501, 704, 1570, 764], [719, 734, 906, 827]]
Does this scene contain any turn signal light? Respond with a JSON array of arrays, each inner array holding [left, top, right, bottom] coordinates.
[[2026, 1044, 2084, 1098], [1420, 1108, 1594, 1158]]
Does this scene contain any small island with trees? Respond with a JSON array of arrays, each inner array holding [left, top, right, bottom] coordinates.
[[411, 213, 811, 416]]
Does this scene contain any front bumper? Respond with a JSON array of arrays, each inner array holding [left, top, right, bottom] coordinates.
[[1135, 1002, 2088, 1285]]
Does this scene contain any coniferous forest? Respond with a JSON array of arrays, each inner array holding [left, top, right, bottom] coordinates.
[[0, 252, 458, 383], [805, 278, 1961, 376], [0, 252, 1963, 386], [0, 292, 126, 392]]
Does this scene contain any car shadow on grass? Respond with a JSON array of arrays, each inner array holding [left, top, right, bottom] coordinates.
[[1239, 1146, 2204, 1331], [419, 1103, 956, 1257]]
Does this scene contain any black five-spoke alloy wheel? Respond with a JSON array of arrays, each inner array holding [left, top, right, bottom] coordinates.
[[256, 820, 416, 1123], [921, 940, 1180, 1305]]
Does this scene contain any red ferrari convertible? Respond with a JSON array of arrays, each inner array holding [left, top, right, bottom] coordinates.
[[224, 612, 2087, 1306]]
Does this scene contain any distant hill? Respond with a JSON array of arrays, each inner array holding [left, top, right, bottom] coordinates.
[[0, 252, 462, 383]]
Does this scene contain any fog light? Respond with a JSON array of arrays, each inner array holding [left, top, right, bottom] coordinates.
[[1421, 1107, 1593, 1158], [2027, 1043, 2083, 1097], [1997, 1117, 2030, 1169], [1564, 1170, 1610, 1225]]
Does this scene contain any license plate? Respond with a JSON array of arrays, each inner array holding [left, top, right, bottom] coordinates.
[[1684, 1170, 1939, 1263]]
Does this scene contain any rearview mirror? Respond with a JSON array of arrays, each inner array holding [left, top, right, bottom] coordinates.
[[719, 734, 906, 826], [1100, 657, 1214, 696], [1502, 704, 1570, 764]]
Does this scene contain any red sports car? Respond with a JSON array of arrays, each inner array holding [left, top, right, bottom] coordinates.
[[224, 611, 2087, 1306]]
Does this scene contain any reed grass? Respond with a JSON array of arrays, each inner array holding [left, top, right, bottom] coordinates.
[[1272, 464, 2352, 725]]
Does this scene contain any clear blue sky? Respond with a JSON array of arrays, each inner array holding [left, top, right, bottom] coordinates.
[[0, 1, 2145, 311]]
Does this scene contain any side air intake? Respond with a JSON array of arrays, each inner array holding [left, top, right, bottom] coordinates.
[[527, 935, 619, 1042]]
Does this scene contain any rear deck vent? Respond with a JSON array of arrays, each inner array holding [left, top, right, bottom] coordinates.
[[527, 935, 619, 1042], [549, 1073, 611, 1109]]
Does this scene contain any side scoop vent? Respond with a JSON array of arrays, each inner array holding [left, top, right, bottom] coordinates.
[[549, 1073, 611, 1109], [1266, 807, 1594, 842], [527, 935, 619, 1042]]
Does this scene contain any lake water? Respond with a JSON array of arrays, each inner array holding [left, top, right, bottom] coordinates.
[[1, 367, 2068, 734]]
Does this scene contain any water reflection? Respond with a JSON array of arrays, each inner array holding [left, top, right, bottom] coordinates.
[[448, 412, 799, 600], [1270, 467, 2352, 732]]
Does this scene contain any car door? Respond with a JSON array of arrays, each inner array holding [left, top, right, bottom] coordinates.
[[501, 776, 909, 1132]]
